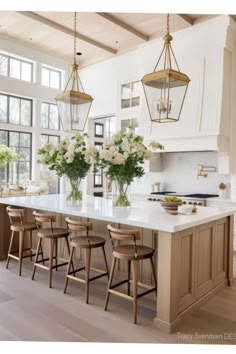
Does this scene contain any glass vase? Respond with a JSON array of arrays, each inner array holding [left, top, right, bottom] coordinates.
[[112, 179, 131, 207], [66, 177, 82, 202]]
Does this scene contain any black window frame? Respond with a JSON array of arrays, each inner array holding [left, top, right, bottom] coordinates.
[[0, 129, 32, 185], [94, 123, 104, 138], [0, 93, 33, 127]]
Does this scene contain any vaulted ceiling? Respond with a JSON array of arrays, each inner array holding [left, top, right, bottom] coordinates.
[[0, 11, 232, 68]]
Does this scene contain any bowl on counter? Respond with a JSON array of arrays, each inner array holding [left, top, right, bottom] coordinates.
[[160, 200, 183, 215]]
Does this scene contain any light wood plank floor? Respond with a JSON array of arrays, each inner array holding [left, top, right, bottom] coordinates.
[[0, 256, 236, 345]]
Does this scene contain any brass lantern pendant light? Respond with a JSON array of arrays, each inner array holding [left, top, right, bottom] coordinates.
[[141, 14, 190, 123], [55, 12, 93, 132]]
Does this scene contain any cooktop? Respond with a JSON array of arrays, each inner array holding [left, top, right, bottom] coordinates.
[[150, 192, 219, 198]]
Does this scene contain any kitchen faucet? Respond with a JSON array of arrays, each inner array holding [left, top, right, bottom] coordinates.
[[197, 165, 216, 179]]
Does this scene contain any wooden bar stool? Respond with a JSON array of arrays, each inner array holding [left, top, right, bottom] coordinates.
[[104, 224, 157, 324], [6, 206, 38, 276], [32, 211, 70, 288], [64, 217, 109, 304]]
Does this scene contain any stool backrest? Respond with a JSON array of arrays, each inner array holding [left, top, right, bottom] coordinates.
[[7, 206, 24, 225], [33, 211, 55, 231], [65, 217, 92, 236], [107, 224, 140, 242]]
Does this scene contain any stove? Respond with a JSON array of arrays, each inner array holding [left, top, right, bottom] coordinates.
[[147, 191, 219, 206]]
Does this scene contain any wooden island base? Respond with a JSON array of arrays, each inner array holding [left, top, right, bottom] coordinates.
[[0, 195, 234, 333]]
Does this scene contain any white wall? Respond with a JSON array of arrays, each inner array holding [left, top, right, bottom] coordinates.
[[131, 151, 230, 196]]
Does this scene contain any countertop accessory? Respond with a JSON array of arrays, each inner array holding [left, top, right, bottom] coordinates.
[[160, 200, 183, 215]]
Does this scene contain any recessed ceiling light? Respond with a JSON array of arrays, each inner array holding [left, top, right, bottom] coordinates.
[[29, 37, 32, 40], [115, 40, 118, 43]]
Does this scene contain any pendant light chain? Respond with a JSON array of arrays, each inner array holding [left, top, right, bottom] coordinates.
[[74, 12, 77, 65], [167, 13, 169, 34]]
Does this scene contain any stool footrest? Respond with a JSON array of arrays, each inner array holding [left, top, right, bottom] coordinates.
[[66, 268, 108, 283], [108, 280, 156, 299], [110, 279, 129, 289], [137, 287, 156, 298], [8, 251, 37, 260], [34, 261, 68, 271]]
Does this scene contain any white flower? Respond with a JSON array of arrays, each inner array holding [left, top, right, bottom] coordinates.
[[144, 149, 153, 159], [148, 140, 164, 150], [84, 146, 98, 163], [112, 152, 125, 165], [65, 151, 75, 163]]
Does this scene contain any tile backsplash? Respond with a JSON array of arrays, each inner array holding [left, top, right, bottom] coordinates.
[[131, 151, 230, 196]]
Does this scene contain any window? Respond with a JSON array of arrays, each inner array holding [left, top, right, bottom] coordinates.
[[40, 134, 60, 194], [0, 130, 32, 185], [42, 66, 61, 89], [94, 123, 104, 138], [121, 118, 138, 134], [94, 166, 103, 187], [41, 102, 60, 130], [0, 93, 32, 126], [0, 53, 33, 82], [121, 81, 141, 108], [94, 142, 103, 151]]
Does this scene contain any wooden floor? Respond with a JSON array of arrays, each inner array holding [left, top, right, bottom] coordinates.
[[0, 256, 236, 345]]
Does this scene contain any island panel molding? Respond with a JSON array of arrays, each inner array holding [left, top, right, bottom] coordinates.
[[0, 194, 235, 333]]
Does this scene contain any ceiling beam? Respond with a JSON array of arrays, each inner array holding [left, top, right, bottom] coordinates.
[[17, 11, 117, 55], [96, 12, 149, 41], [177, 14, 194, 26]]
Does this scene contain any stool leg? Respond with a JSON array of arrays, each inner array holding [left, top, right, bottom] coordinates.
[[132, 260, 139, 324], [18, 231, 24, 276], [65, 237, 74, 274], [6, 231, 15, 269], [29, 231, 32, 261], [104, 257, 117, 311], [101, 245, 109, 278], [84, 247, 91, 304], [49, 238, 54, 288], [150, 257, 157, 292], [32, 237, 42, 280], [64, 246, 74, 294], [40, 241, 45, 265], [127, 260, 131, 296], [54, 238, 58, 271]]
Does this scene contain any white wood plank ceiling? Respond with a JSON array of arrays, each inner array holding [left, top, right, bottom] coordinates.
[[0, 11, 226, 67]]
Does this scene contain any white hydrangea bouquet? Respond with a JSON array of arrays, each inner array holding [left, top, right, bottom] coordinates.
[[38, 133, 98, 201], [99, 130, 164, 206], [0, 145, 18, 167]]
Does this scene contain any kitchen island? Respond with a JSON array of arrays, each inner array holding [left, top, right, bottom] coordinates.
[[0, 194, 235, 333]]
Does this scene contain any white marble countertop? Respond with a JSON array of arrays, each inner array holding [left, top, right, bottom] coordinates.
[[0, 194, 235, 233]]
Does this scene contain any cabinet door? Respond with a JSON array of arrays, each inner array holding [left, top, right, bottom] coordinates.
[[214, 217, 228, 285], [195, 221, 215, 299], [176, 227, 196, 313]]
